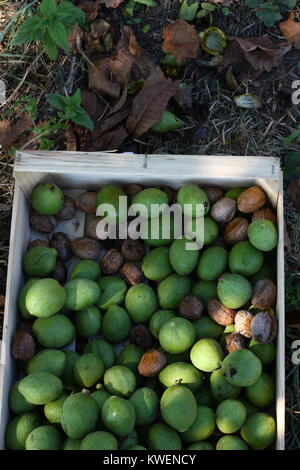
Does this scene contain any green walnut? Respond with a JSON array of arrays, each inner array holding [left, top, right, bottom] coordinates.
[[75, 306, 102, 337], [217, 273, 252, 309], [197, 247, 228, 281], [216, 399, 247, 434], [147, 422, 182, 450], [245, 372, 275, 408], [129, 388, 159, 426], [18, 372, 63, 405], [18, 278, 40, 319], [25, 278, 66, 318], [31, 183, 64, 215], [159, 362, 204, 392], [90, 387, 110, 413], [101, 395, 136, 437], [61, 350, 80, 390], [149, 309, 175, 339], [248, 219, 278, 252], [25, 425, 62, 450], [158, 274, 192, 309], [73, 353, 105, 388], [229, 241, 264, 277], [181, 406, 215, 443], [96, 276, 127, 310], [169, 237, 200, 275], [190, 338, 224, 372], [142, 247, 173, 281], [44, 394, 67, 424], [65, 278, 100, 311], [32, 314, 75, 348], [61, 392, 99, 439], [117, 344, 144, 373], [191, 280, 217, 307], [125, 284, 157, 323], [70, 259, 101, 281], [241, 412, 276, 450], [185, 216, 219, 246], [177, 185, 210, 217], [209, 368, 241, 402], [80, 431, 118, 450], [23, 246, 57, 277], [27, 349, 66, 377], [96, 185, 126, 224], [160, 385, 197, 432], [132, 188, 168, 218], [159, 317, 196, 354], [102, 305, 131, 344], [216, 435, 248, 450], [6, 412, 40, 450], [104, 365, 136, 398], [221, 349, 262, 387], [142, 214, 175, 247], [62, 438, 82, 450], [193, 315, 224, 340], [9, 381, 36, 415], [84, 338, 116, 369]]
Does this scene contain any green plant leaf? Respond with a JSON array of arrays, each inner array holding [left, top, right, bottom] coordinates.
[[201, 2, 216, 11], [72, 111, 94, 131], [47, 22, 69, 53], [283, 152, 300, 182], [42, 30, 58, 59], [180, 0, 199, 21], [285, 125, 300, 145], [10, 16, 43, 45], [245, 0, 261, 7], [38, 0, 58, 16], [124, 0, 136, 16], [256, 3, 282, 27], [47, 93, 69, 111], [57, 1, 86, 24], [70, 88, 82, 107]]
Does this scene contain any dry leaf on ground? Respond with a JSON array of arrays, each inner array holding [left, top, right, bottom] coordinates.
[[0, 112, 33, 149], [163, 20, 200, 64], [279, 13, 300, 50], [88, 57, 121, 98], [77, 0, 102, 21], [65, 123, 77, 151], [88, 124, 128, 151], [87, 105, 131, 150], [126, 67, 179, 138], [287, 178, 300, 210], [219, 36, 291, 74]]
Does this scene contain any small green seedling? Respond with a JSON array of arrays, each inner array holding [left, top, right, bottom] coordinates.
[[11, 0, 85, 60], [47, 89, 94, 131]]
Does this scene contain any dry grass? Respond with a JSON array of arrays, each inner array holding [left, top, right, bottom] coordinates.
[[0, 0, 299, 448]]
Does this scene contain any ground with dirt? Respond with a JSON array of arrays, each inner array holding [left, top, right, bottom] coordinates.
[[0, 0, 299, 448]]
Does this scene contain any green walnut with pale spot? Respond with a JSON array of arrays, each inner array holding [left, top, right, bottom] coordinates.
[[31, 183, 64, 215], [217, 273, 252, 309], [248, 219, 278, 252], [25, 278, 66, 318], [221, 349, 262, 387], [125, 284, 157, 323], [65, 278, 100, 311], [96, 276, 127, 310], [18, 372, 63, 405], [73, 353, 105, 388]]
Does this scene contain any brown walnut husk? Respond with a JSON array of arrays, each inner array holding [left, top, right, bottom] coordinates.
[[120, 262, 143, 285], [71, 237, 101, 260], [86, 217, 102, 240], [49, 232, 72, 261], [138, 349, 167, 377], [237, 186, 267, 213], [202, 186, 223, 204], [208, 299, 236, 326], [251, 311, 277, 344], [252, 208, 277, 225], [12, 331, 36, 361], [121, 239, 145, 262], [234, 310, 253, 338], [75, 192, 97, 213], [56, 195, 76, 220], [29, 211, 57, 233], [210, 198, 236, 224], [101, 248, 124, 275], [179, 296, 203, 320], [130, 324, 154, 349], [27, 239, 49, 251], [226, 333, 246, 353], [224, 217, 249, 245], [51, 259, 67, 284], [251, 279, 277, 310]]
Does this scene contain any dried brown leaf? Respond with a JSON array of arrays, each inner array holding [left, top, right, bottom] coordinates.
[[287, 178, 300, 210], [0, 112, 33, 149], [279, 13, 300, 50], [126, 67, 179, 138], [88, 124, 128, 151], [77, 0, 102, 20], [101, 0, 125, 7], [219, 36, 291, 75], [65, 123, 77, 151], [88, 57, 121, 98], [163, 20, 200, 64]]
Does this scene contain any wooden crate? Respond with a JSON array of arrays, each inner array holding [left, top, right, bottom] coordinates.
[[0, 151, 285, 450]]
